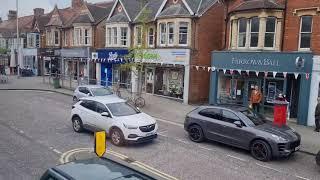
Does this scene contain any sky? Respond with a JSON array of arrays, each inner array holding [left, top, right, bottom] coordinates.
[[0, 0, 112, 20]]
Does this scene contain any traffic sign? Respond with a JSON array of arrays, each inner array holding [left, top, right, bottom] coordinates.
[[94, 131, 106, 157]]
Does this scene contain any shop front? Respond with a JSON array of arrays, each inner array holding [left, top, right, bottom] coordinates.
[[39, 48, 61, 76], [60, 47, 92, 83], [95, 49, 130, 87], [210, 51, 313, 125], [135, 49, 190, 104], [22, 48, 38, 75]]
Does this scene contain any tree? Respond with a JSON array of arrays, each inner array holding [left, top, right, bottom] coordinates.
[[0, 48, 8, 55]]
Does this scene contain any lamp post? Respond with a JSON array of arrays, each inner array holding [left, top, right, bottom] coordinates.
[[16, 0, 20, 78]]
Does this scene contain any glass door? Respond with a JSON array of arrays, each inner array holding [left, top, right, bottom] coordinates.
[[145, 67, 155, 94]]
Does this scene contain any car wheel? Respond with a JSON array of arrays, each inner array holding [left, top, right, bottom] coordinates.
[[135, 97, 145, 108], [72, 116, 83, 133], [73, 96, 78, 102], [316, 151, 320, 166], [110, 128, 125, 146], [188, 125, 204, 143], [250, 140, 272, 162]]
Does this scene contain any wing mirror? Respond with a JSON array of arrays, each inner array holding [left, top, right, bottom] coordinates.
[[101, 112, 111, 117], [234, 121, 243, 128], [87, 93, 92, 97]]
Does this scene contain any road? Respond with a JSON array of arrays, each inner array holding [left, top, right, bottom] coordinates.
[[0, 90, 319, 180]]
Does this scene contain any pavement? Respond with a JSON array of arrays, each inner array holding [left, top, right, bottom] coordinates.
[[1, 90, 319, 180], [0, 75, 319, 156]]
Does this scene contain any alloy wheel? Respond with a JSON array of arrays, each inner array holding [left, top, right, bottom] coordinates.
[[112, 131, 121, 145], [73, 119, 81, 131], [252, 143, 267, 160]]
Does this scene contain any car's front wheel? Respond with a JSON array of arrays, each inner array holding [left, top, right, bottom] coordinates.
[[110, 128, 125, 146], [72, 116, 83, 133], [250, 140, 272, 162], [188, 125, 205, 143]]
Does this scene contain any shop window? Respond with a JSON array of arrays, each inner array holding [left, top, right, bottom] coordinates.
[[179, 22, 188, 45], [112, 27, 117, 45], [265, 17, 276, 48], [148, 27, 154, 47], [238, 18, 247, 47], [299, 16, 312, 50], [249, 17, 259, 48], [160, 23, 166, 45], [120, 27, 128, 46], [168, 22, 174, 45]]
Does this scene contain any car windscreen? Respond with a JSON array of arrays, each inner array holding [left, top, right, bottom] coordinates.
[[91, 87, 113, 96], [239, 110, 266, 126], [106, 102, 140, 117]]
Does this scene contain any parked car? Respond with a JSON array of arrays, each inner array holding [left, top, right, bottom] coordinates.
[[316, 150, 320, 166], [40, 156, 173, 180], [73, 85, 113, 102], [71, 96, 157, 146], [184, 105, 301, 161]]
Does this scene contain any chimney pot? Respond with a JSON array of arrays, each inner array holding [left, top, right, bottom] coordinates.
[[8, 10, 17, 21], [34, 8, 45, 17]]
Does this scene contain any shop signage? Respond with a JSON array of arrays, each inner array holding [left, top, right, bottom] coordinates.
[[212, 51, 313, 73], [136, 49, 190, 65], [22, 48, 37, 56], [60, 48, 90, 58], [96, 49, 129, 64]]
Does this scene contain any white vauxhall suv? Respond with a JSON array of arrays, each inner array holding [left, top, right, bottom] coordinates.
[[71, 96, 158, 146]]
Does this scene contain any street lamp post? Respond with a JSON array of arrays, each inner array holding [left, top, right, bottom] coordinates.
[[16, 0, 20, 78]]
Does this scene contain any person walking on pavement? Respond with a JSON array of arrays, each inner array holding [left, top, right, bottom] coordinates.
[[250, 85, 262, 113], [314, 97, 320, 132]]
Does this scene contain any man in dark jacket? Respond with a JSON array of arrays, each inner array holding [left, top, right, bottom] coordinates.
[[315, 98, 320, 132]]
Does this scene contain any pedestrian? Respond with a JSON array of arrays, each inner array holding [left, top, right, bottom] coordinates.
[[250, 85, 262, 113], [314, 97, 320, 132]]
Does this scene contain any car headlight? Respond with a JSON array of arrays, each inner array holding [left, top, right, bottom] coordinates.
[[123, 123, 138, 129], [271, 134, 287, 141]]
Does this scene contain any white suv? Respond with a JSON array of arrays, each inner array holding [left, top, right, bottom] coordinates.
[[71, 96, 158, 146]]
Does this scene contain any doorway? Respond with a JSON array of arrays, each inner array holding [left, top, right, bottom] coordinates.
[[145, 67, 155, 94]]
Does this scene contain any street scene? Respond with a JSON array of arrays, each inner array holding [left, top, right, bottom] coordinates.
[[0, 0, 320, 179]]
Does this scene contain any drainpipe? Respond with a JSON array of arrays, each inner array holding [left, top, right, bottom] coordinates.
[[222, 0, 229, 50], [281, 0, 288, 51]]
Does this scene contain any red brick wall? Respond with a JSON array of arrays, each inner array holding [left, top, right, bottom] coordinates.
[[94, 20, 106, 49], [188, 2, 225, 104], [283, 0, 320, 54]]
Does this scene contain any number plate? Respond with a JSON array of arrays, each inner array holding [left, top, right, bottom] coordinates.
[[146, 132, 155, 136]]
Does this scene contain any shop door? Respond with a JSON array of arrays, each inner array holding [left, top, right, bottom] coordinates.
[[145, 67, 155, 94], [154, 68, 164, 95], [101, 63, 112, 86]]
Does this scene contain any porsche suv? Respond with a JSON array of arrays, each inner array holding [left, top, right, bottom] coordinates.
[[184, 105, 301, 161]]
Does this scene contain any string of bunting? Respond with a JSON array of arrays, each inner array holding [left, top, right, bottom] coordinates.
[[190, 65, 311, 80]]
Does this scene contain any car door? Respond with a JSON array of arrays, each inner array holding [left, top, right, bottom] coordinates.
[[79, 100, 99, 131], [220, 110, 252, 149], [198, 108, 227, 142], [78, 87, 90, 99], [93, 102, 113, 132]]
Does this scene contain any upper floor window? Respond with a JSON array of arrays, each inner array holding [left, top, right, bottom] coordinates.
[[27, 33, 40, 48], [249, 17, 259, 48], [64, 31, 67, 46], [112, 27, 117, 45], [84, 29, 91, 45], [168, 22, 174, 45], [107, 28, 112, 45], [148, 28, 154, 47], [299, 16, 312, 50], [135, 26, 142, 46], [46, 29, 60, 46], [54, 31, 59, 45], [74, 27, 92, 46], [179, 22, 188, 45], [120, 27, 128, 46], [160, 23, 166, 45], [238, 18, 247, 48], [265, 17, 276, 48]]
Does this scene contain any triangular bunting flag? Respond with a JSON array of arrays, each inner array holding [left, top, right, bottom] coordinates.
[[211, 67, 216, 72], [207, 67, 211, 72], [264, 72, 268, 78], [255, 71, 259, 77], [230, 69, 234, 75], [202, 66, 206, 70], [283, 72, 287, 78], [273, 72, 277, 78], [196, 66, 199, 71], [223, 69, 226, 74], [294, 73, 299, 79], [160, 62, 164, 66], [237, 69, 241, 74], [306, 73, 310, 80], [246, 70, 249, 75]]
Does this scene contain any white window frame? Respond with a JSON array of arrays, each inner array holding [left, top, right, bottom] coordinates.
[[120, 27, 128, 47], [135, 26, 142, 46], [264, 17, 277, 50], [167, 22, 174, 46], [249, 17, 259, 49], [84, 28, 91, 46], [299, 15, 313, 51], [159, 23, 167, 46], [106, 24, 130, 48], [107, 27, 112, 46], [54, 30, 60, 46], [112, 27, 117, 45], [64, 31, 67, 46], [74, 28, 81, 46], [178, 22, 188, 46], [148, 27, 154, 47], [237, 18, 247, 49]]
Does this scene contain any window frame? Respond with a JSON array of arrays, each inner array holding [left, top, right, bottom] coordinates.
[[299, 15, 313, 51], [198, 108, 222, 120], [249, 17, 259, 49], [159, 23, 167, 46], [264, 17, 277, 49], [120, 27, 128, 47], [112, 27, 117, 45], [64, 31, 67, 46], [178, 22, 188, 46], [222, 110, 241, 124], [237, 18, 247, 48], [107, 27, 112, 46], [135, 26, 142, 46], [167, 22, 175, 46], [148, 27, 154, 47], [54, 30, 60, 46]]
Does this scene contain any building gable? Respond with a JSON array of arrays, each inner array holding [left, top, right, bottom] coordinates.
[[107, 0, 131, 22], [156, 0, 194, 18]]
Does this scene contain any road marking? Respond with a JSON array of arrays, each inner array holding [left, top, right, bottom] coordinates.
[[255, 163, 283, 173], [175, 138, 190, 144], [157, 130, 168, 134], [154, 118, 184, 128], [198, 145, 214, 151], [19, 130, 24, 134], [226, 155, 247, 162], [295, 175, 310, 180], [53, 149, 62, 154], [158, 133, 169, 137]]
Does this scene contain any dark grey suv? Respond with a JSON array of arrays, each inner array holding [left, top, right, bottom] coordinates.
[[184, 105, 301, 161]]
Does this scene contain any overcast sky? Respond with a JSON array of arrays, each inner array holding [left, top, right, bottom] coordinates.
[[0, 0, 112, 20]]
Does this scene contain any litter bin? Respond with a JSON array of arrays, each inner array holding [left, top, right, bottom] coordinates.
[[53, 77, 60, 89], [273, 100, 288, 127]]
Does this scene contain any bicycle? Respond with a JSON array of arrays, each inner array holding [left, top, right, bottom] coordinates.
[[126, 95, 145, 108], [113, 81, 121, 97]]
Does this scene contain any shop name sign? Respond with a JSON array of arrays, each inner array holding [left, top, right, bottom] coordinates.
[[135, 52, 160, 60], [231, 58, 280, 67], [108, 52, 119, 61]]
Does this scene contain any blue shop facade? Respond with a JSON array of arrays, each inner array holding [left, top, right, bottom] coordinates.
[[95, 49, 131, 87], [209, 51, 313, 125]]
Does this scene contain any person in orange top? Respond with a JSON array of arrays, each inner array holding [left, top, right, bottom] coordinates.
[[250, 85, 262, 113]]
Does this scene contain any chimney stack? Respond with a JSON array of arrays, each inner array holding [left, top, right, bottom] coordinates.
[[34, 8, 45, 17], [72, 0, 84, 8], [8, 10, 17, 20]]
